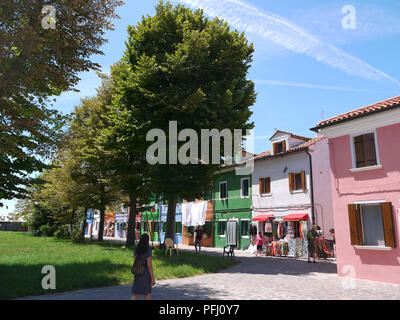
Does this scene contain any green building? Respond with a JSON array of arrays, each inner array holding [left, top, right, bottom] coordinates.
[[213, 167, 252, 250], [139, 200, 160, 242]]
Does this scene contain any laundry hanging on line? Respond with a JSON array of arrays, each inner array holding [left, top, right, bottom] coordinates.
[[182, 201, 207, 226]]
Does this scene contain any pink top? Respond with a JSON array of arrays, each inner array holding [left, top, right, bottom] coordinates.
[[256, 235, 264, 246]]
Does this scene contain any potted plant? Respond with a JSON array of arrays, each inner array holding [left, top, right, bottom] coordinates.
[[184, 232, 193, 238]]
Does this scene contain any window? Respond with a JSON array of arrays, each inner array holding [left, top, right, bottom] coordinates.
[[153, 222, 159, 233], [353, 133, 378, 168], [240, 220, 250, 237], [175, 222, 182, 234], [143, 222, 148, 232], [259, 178, 271, 194], [241, 178, 250, 198], [289, 172, 306, 191], [348, 202, 396, 248], [218, 220, 227, 236], [273, 141, 286, 154], [219, 181, 227, 199], [203, 221, 212, 235]]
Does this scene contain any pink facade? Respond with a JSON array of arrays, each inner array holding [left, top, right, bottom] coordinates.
[[310, 139, 334, 239], [328, 123, 400, 285]]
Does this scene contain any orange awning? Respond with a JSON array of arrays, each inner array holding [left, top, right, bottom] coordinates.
[[283, 214, 309, 221], [253, 214, 274, 222]]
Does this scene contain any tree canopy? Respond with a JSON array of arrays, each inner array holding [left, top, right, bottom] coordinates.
[[0, 0, 123, 205]]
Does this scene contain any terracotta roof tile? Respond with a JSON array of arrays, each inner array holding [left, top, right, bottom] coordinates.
[[312, 95, 400, 131], [271, 130, 311, 141], [254, 136, 326, 161]]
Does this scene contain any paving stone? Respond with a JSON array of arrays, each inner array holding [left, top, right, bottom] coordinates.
[[18, 244, 400, 300]]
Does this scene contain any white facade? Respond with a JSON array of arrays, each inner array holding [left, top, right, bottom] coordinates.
[[252, 131, 334, 239], [252, 151, 312, 220]]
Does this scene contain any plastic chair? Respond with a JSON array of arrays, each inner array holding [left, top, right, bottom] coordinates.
[[223, 245, 235, 258], [165, 238, 179, 256]]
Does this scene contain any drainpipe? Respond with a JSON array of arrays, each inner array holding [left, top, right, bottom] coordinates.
[[305, 149, 316, 224]]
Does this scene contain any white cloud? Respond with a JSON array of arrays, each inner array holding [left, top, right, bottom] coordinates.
[[254, 80, 376, 92], [177, 0, 400, 86]]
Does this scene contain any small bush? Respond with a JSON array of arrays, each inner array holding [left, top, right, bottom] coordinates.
[[39, 224, 53, 237], [54, 226, 69, 239], [70, 228, 84, 243]]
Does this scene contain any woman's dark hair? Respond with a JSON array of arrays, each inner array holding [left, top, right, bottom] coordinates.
[[330, 228, 335, 233], [135, 233, 150, 255]]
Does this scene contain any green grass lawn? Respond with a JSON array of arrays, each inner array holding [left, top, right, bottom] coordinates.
[[0, 232, 238, 300]]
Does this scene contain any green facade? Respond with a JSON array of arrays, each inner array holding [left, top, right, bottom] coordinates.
[[139, 201, 160, 242], [213, 168, 252, 250]]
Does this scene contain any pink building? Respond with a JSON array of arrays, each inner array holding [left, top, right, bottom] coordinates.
[[312, 95, 400, 285]]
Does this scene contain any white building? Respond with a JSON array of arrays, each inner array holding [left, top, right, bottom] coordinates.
[[251, 130, 334, 257]]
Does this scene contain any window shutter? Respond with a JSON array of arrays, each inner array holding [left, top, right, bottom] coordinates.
[[273, 143, 277, 155], [288, 173, 294, 191], [259, 179, 264, 194], [354, 135, 366, 168], [381, 202, 396, 248], [282, 140, 287, 152], [301, 171, 306, 190], [348, 204, 363, 245], [266, 177, 271, 194], [364, 133, 377, 167]]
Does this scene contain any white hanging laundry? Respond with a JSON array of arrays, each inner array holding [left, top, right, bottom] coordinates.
[[182, 202, 193, 227], [189, 201, 205, 226]]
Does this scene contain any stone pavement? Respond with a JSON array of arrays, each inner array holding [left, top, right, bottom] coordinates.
[[18, 243, 400, 300]]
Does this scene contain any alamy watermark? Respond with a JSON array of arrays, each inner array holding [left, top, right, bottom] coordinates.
[[146, 121, 254, 175], [41, 5, 56, 30], [341, 5, 356, 30], [41, 265, 56, 290]]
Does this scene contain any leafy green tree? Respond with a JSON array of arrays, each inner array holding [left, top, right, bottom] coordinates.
[[99, 62, 153, 247], [122, 1, 256, 240], [0, 0, 123, 205], [68, 92, 120, 242]]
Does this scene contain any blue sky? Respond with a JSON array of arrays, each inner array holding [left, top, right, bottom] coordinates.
[[2, 0, 399, 214]]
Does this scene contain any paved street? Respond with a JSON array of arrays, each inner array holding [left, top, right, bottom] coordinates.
[[18, 244, 400, 300]]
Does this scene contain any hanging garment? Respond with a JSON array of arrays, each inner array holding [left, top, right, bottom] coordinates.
[[182, 202, 193, 226], [226, 220, 238, 246], [191, 201, 207, 226], [265, 222, 273, 233]]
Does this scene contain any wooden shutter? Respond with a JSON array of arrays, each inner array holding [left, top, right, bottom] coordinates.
[[273, 143, 277, 155], [282, 140, 287, 152], [259, 178, 264, 194], [265, 177, 271, 194], [364, 133, 377, 167], [288, 173, 294, 191], [348, 204, 363, 245], [381, 202, 396, 248], [301, 171, 306, 190], [354, 135, 366, 168]]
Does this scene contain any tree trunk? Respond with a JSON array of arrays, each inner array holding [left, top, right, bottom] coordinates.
[[98, 205, 105, 242], [165, 195, 177, 243], [70, 208, 76, 232], [126, 194, 137, 247], [81, 208, 88, 241]]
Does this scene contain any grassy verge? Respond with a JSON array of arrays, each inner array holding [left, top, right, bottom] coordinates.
[[0, 232, 238, 299]]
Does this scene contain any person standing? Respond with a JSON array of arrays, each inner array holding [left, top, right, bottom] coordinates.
[[131, 234, 155, 300], [249, 224, 258, 245], [307, 224, 319, 263], [194, 226, 204, 254], [256, 232, 265, 257]]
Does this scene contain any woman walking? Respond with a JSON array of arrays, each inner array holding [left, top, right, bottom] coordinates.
[[131, 234, 155, 300]]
